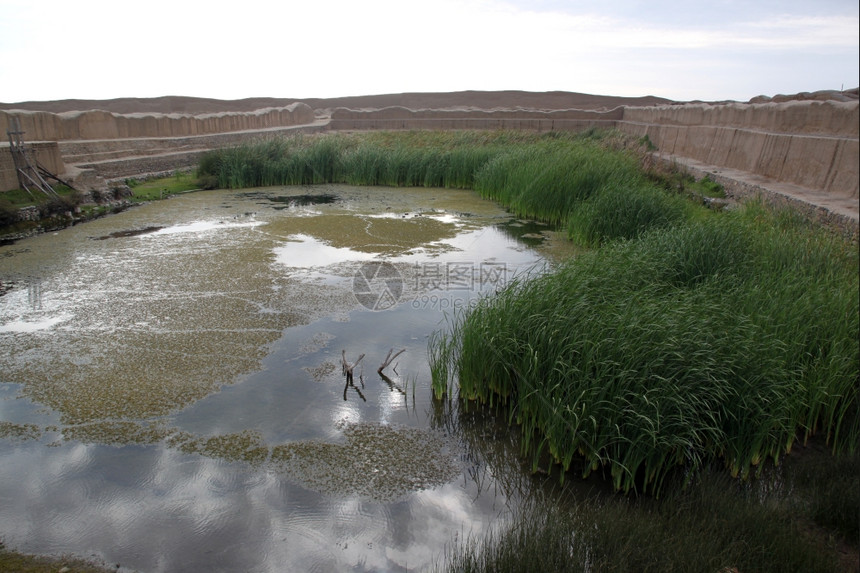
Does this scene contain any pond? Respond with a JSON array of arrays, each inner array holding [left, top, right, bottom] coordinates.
[[0, 185, 579, 572]]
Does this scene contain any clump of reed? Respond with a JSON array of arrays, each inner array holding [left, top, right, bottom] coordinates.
[[199, 130, 686, 245], [430, 201, 859, 496], [197, 130, 525, 191], [566, 182, 691, 246], [472, 137, 645, 226], [336, 139, 498, 188], [197, 136, 347, 188]]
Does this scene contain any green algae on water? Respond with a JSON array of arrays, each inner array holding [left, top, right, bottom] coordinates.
[[270, 422, 461, 502], [0, 421, 41, 442], [173, 429, 270, 467]]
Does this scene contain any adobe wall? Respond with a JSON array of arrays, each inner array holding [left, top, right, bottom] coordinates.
[[64, 122, 328, 182], [621, 100, 857, 136], [0, 141, 65, 194], [617, 100, 859, 198], [0, 102, 315, 142], [0, 103, 317, 192], [328, 106, 622, 131]]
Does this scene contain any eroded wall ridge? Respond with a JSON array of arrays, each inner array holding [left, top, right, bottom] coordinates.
[[618, 101, 859, 198], [0, 102, 315, 142]]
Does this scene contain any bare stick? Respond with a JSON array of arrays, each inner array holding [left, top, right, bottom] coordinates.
[[342, 350, 365, 383], [379, 348, 392, 369], [378, 348, 406, 374]]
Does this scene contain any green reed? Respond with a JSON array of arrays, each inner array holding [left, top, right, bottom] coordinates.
[[472, 140, 644, 226], [566, 182, 691, 246], [198, 131, 520, 190], [199, 130, 686, 245], [431, 202, 859, 496]]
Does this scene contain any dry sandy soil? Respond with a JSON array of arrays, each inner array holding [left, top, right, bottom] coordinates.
[[2, 88, 856, 114], [0, 90, 676, 114]]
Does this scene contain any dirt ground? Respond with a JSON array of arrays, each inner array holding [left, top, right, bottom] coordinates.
[[0, 90, 675, 115], [3, 87, 856, 115]]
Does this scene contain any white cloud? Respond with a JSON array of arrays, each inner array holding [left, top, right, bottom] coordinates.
[[1, 0, 857, 102]]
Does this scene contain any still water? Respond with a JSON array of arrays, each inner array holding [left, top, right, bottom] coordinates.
[[0, 185, 573, 572]]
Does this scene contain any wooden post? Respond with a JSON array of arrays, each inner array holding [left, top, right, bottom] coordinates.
[[6, 116, 58, 198]]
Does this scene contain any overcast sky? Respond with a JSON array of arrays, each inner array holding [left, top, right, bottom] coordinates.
[[1, 0, 857, 103]]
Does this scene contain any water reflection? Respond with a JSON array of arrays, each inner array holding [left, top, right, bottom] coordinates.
[[0, 185, 573, 572], [343, 372, 368, 402], [275, 234, 377, 269]]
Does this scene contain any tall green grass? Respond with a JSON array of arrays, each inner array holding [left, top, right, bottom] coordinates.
[[566, 183, 691, 246], [197, 131, 520, 190], [472, 138, 643, 226], [430, 202, 859, 495], [197, 130, 685, 245]]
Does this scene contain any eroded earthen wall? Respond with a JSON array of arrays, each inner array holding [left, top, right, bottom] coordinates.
[[621, 100, 858, 137], [618, 101, 859, 197], [0, 103, 315, 142], [328, 106, 623, 131], [0, 103, 317, 192]]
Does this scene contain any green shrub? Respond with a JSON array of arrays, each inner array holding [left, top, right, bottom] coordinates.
[[37, 194, 79, 218]]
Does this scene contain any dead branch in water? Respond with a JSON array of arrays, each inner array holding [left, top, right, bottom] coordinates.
[[378, 348, 406, 374], [343, 377, 367, 402], [379, 370, 405, 396], [342, 349, 365, 384]]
